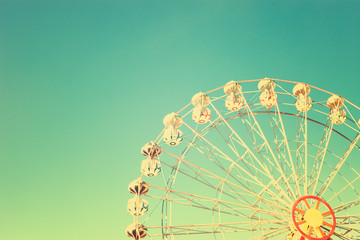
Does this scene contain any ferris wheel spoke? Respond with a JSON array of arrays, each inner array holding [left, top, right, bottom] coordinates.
[[343, 103, 360, 130], [238, 112, 295, 202], [336, 215, 360, 227], [160, 148, 292, 214], [207, 101, 294, 206], [183, 119, 265, 181], [210, 115, 298, 207], [207, 112, 272, 181], [331, 230, 354, 240], [295, 109, 309, 196], [333, 224, 360, 240], [309, 118, 334, 196], [160, 153, 278, 212], [180, 121, 292, 208], [160, 160, 224, 196], [317, 133, 360, 198], [236, 93, 297, 203], [336, 215, 360, 221], [224, 137, 271, 183], [279, 234, 289, 240], [336, 225, 360, 233], [249, 226, 288, 239], [147, 220, 289, 237], [163, 131, 204, 196], [271, 103, 301, 199], [187, 133, 261, 193], [326, 174, 360, 203], [194, 134, 285, 200], [332, 198, 360, 214], [145, 185, 289, 219], [210, 119, 268, 180], [145, 194, 250, 219], [175, 137, 264, 205]]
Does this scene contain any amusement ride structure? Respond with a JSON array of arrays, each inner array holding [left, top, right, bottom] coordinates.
[[125, 79, 360, 239]]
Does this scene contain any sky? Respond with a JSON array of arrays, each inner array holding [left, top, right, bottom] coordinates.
[[0, 1, 360, 240]]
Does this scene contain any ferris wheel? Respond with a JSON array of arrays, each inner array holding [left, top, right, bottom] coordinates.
[[125, 79, 360, 240]]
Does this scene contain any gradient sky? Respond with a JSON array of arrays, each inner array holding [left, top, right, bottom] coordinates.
[[0, 1, 360, 240]]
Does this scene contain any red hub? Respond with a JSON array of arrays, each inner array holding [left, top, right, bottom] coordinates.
[[291, 195, 336, 240]]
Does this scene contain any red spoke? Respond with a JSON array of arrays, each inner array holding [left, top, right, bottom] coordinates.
[[303, 199, 311, 209], [308, 226, 313, 236], [297, 220, 307, 225], [295, 208, 305, 215], [317, 227, 325, 237], [323, 221, 333, 228], [322, 210, 331, 216]]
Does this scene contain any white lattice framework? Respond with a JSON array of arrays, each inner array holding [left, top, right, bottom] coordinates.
[[126, 79, 360, 240]]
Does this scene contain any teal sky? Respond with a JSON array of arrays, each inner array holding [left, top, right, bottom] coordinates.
[[0, 1, 360, 240]]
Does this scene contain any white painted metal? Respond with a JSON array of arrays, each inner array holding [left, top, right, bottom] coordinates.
[[126, 79, 360, 239]]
